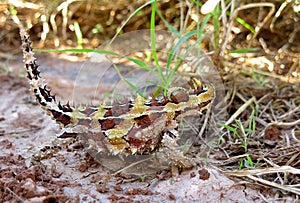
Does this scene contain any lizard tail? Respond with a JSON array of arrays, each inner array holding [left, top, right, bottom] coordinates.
[[20, 29, 74, 128]]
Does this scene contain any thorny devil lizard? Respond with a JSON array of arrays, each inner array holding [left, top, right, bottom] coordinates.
[[20, 29, 215, 169]]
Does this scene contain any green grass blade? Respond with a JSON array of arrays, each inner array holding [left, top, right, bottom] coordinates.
[[188, 0, 203, 7], [73, 21, 83, 48], [236, 17, 255, 33], [199, 13, 212, 33], [123, 79, 145, 98], [229, 48, 259, 54], [212, 3, 220, 49], [226, 11, 255, 33], [150, 1, 165, 82], [108, 0, 155, 46], [166, 30, 203, 69], [164, 30, 203, 91], [164, 58, 183, 92], [219, 123, 237, 133], [155, 8, 181, 38]]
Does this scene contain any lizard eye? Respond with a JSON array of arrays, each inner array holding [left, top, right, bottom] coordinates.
[[168, 87, 189, 104]]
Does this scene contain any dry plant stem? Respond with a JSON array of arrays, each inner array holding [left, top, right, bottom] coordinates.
[[286, 56, 300, 80], [258, 193, 269, 202], [247, 3, 275, 47], [8, 0, 42, 9], [291, 129, 300, 143], [197, 104, 211, 139], [293, 154, 300, 166], [236, 92, 249, 104], [181, 0, 193, 33], [270, 107, 277, 123], [263, 158, 279, 167], [259, 99, 273, 119], [221, 3, 275, 56], [270, 0, 292, 32], [294, 159, 300, 167], [284, 133, 291, 146], [256, 92, 273, 106], [258, 38, 272, 54], [218, 154, 250, 165], [50, 0, 80, 47], [185, 1, 196, 32], [247, 175, 300, 195], [180, 0, 184, 33], [220, 96, 256, 131], [286, 151, 300, 166], [221, 147, 230, 159], [219, 0, 229, 31], [224, 166, 300, 195], [254, 117, 268, 127], [279, 27, 300, 52], [108, 1, 153, 46], [254, 69, 299, 83], [279, 147, 299, 159], [277, 103, 300, 120], [277, 172, 284, 185], [267, 120, 300, 129], [40, 14, 50, 46], [215, 83, 236, 116]]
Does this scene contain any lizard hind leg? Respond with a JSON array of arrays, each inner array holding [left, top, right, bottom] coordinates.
[[160, 130, 195, 169]]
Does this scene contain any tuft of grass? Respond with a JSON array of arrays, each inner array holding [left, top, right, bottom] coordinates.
[[219, 101, 258, 156], [36, 0, 230, 98], [149, 0, 167, 96], [238, 155, 261, 170], [242, 68, 270, 86], [252, 72, 269, 87], [220, 119, 250, 152], [169, 177, 175, 185], [135, 174, 151, 182]]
